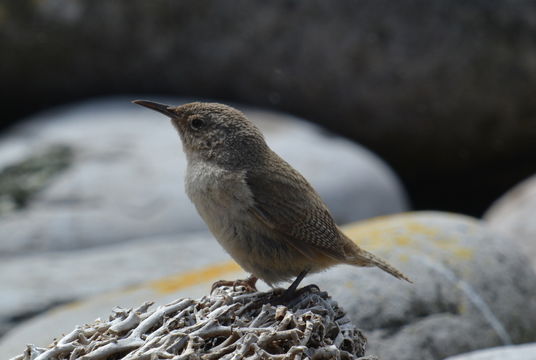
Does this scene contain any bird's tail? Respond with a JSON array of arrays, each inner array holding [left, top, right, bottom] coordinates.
[[344, 240, 412, 283]]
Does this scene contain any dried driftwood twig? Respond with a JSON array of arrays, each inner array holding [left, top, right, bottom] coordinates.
[[10, 286, 373, 360]]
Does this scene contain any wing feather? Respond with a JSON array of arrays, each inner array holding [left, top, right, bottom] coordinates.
[[245, 154, 350, 262]]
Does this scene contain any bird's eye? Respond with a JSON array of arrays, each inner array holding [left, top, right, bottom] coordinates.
[[190, 117, 205, 130]]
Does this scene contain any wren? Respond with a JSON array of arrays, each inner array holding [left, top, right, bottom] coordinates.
[[133, 100, 411, 296]]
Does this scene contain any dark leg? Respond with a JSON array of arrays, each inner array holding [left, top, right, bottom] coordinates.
[[282, 269, 309, 298], [266, 269, 320, 306]]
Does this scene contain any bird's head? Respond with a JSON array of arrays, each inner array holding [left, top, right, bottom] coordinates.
[[133, 100, 269, 167]]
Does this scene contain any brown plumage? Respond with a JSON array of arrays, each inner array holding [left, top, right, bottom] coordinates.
[[133, 100, 411, 293], [246, 151, 411, 283]]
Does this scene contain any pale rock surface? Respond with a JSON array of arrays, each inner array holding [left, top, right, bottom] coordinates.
[[0, 96, 407, 256], [484, 174, 536, 272], [308, 212, 536, 360], [2, 212, 535, 360], [0, 260, 247, 359], [444, 343, 536, 360], [0, 232, 228, 335]]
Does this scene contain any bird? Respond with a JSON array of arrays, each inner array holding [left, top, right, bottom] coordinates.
[[133, 100, 411, 297]]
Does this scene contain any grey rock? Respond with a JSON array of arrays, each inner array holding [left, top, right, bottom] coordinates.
[[307, 212, 536, 360], [0, 144, 73, 216], [444, 343, 536, 360], [0, 231, 229, 338], [2, 1, 536, 214], [0, 97, 407, 256], [484, 174, 536, 272], [1, 212, 535, 360]]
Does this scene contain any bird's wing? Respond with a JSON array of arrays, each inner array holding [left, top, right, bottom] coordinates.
[[245, 156, 351, 262]]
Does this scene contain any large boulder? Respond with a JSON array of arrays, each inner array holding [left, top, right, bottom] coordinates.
[[484, 174, 536, 272], [310, 212, 536, 360], [2, 212, 535, 360], [444, 343, 536, 360], [2, 1, 536, 214], [0, 232, 230, 339], [0, 97, 407, 256]]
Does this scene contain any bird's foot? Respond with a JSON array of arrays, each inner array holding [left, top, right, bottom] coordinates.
[[293, 284, 321, 296], [210, 275, 258, 294], [268, 283, 321, 306]]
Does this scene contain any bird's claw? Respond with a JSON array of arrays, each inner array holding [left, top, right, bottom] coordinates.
[[210, 276, 258, 294], [267, 283, 322, 306], [295, 283, 320, 295]]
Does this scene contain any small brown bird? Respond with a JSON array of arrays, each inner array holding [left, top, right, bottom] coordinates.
[[133, 100, 411, 296]]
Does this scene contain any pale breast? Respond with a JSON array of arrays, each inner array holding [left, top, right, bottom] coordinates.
[[185, 160, 254, 252], [184, 160, 321, 285], [185, 161, 253, 208]]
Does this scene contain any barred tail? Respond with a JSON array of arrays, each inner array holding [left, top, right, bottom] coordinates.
[[347, 244, 412, 283]]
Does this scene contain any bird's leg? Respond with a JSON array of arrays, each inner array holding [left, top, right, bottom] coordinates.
[[211, 275, 258, 294], [281, 269, 318, 300], [266, 269, 320, 305], [283, 269, 309, 298]]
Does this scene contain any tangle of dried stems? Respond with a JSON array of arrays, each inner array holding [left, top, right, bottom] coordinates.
[[10, 286, 375, 360]]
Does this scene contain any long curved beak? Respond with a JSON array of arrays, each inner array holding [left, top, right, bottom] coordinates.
[[132, 100, 176, 118]]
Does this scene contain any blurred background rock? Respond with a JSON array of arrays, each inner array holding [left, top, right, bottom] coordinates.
[[2, 1, 536, 359], [2, 0, 535, 215]]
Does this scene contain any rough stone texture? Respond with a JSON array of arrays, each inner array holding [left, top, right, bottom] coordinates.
[[444, 343, 536, 360], [0, 144, 73, 215], [2, 1, 536, 215], [0, 258, 248, 359], [0, 232, 229, 337], [0, 97, 407, 256], [307, 212, 536, 360], [2, 212, 535, 360], [484, 174, 536, 272], [8, 287, 371, 360]]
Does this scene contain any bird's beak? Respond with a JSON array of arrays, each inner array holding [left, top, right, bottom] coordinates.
[[132, 100, 177, 118]]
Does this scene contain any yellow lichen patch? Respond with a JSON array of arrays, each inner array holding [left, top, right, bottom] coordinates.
[[342, 215, 437, 250], [428, 235, 474, 261], [341, 212, 476, 261], [398, 254, 410, 263], [453, 247, 474, 260], [404, 221, 440, 238], [151, 261, 242, 294], [342, 224, 394, 250], [394, 235, 412, 246], [58, 299, 85, 311]]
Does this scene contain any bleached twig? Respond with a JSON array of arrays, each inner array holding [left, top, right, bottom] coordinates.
[[10, 286, 373, 360]]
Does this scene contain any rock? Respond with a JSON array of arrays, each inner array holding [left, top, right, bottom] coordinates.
[[0, 256, 246, 358], [0, 144, 73, 216], [308, 212, 536, 360], [2, 212, 535, 360], [2, 1, 536, 215], [0, 231, 230, 338], [0, 96, 407, 256], [444, 343, 536, 360], [484, 174, 536, 272]]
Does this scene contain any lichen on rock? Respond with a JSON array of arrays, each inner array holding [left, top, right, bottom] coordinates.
[[0, 144, 73, 216], [9, 287, 373, 360]]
